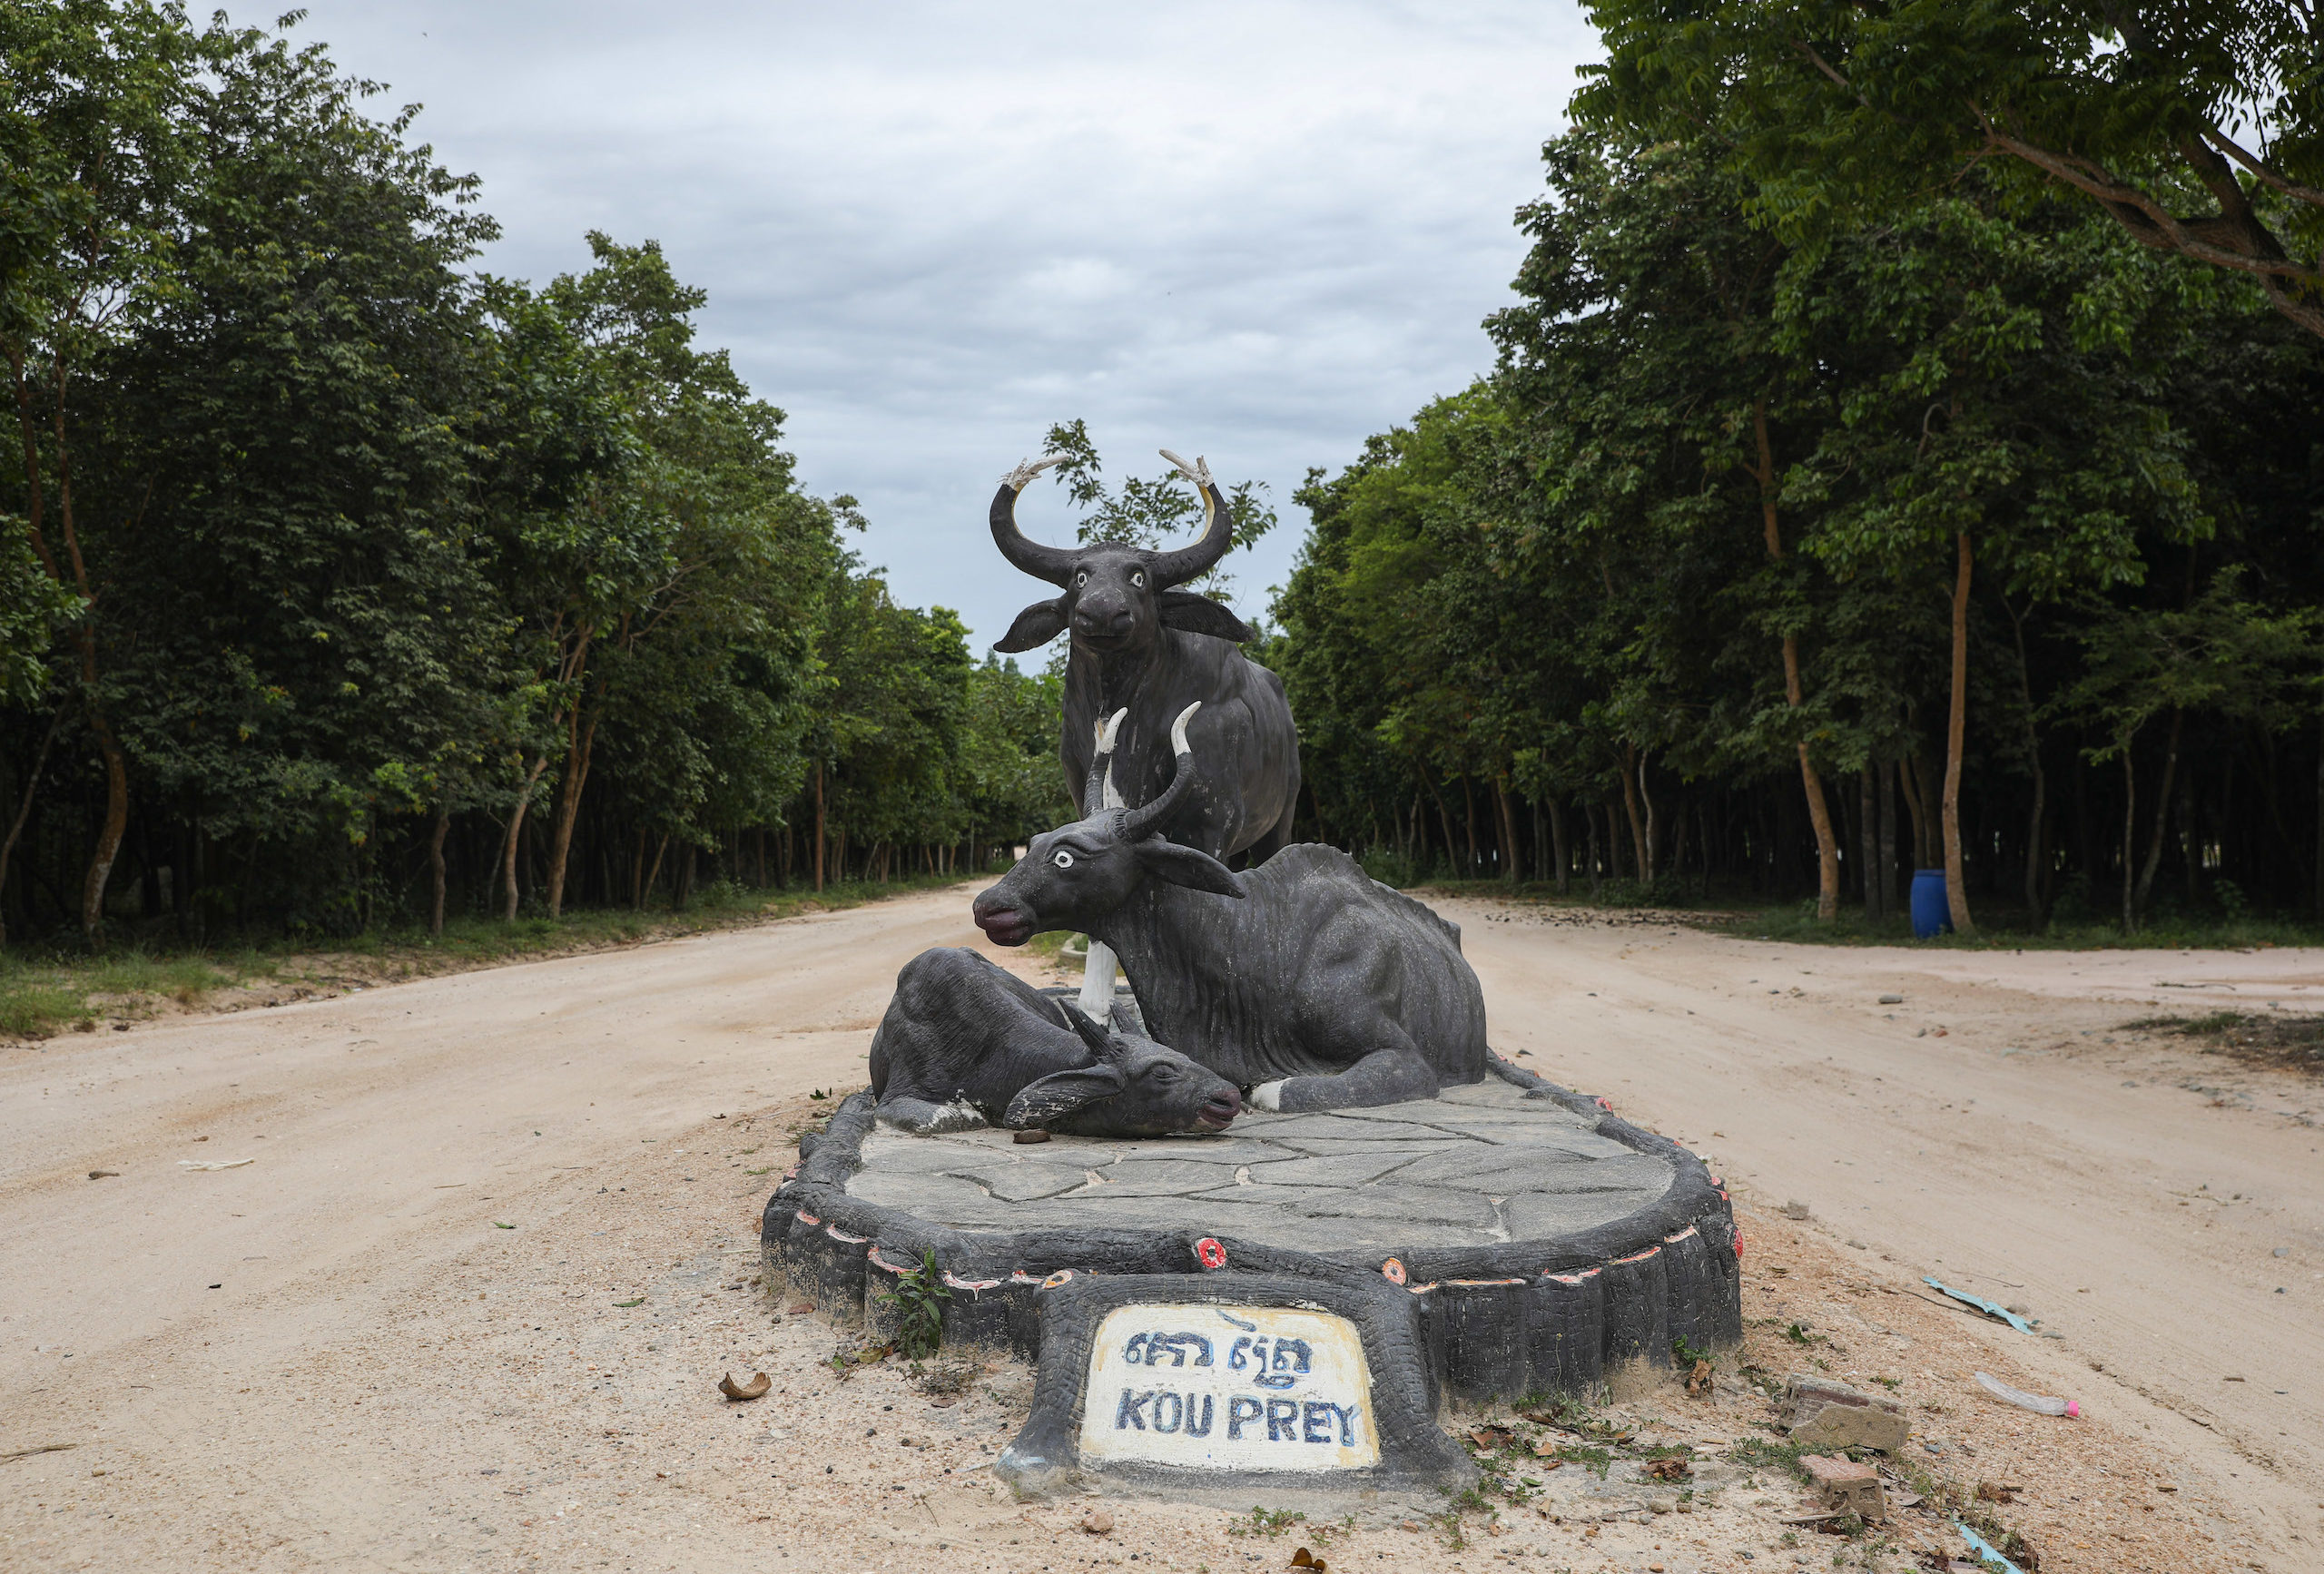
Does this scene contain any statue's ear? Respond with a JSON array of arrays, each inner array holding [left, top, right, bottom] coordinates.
[[1157, 591, 1254, 644], [1131, 837, 1245, 898], [1003, 1063, 1128, 1128], [993, 598, 1069, 653]]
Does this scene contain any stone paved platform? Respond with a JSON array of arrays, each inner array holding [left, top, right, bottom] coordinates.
[[844, 1078, 1676, 1253], [765, 1059, 1741, 1402]]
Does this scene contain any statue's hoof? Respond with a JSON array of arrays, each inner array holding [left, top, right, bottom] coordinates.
[[1248, 1079, 1289, 1112]]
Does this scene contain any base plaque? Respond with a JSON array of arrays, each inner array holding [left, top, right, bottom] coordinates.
[[997, 1273, 1473, 1500]]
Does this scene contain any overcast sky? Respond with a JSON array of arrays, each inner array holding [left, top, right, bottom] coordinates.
[[256, 1, 1600, 648]]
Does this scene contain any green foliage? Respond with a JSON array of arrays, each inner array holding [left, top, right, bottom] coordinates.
[[1036, 418, 1277, 601], [1575, 0, 2324, 339], [2, 9, 1062, 949], [875, 1250, 949, 1360], [1271, 113, 2324, 929], [1224, 1507, 1307, 1538]]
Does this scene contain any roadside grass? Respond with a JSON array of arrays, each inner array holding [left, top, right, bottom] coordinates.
[[1396, 871, 2324, 951], [0, 872, 970, 1042], [2120, 1008, 2324, 1077]]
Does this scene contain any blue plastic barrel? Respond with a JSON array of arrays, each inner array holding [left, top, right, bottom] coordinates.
[[1910, 869, 1952, 939]]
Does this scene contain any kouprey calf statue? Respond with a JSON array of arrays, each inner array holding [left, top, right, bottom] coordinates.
[[970, 703, 1490, 1113], [867, 946, 1244, 1136]]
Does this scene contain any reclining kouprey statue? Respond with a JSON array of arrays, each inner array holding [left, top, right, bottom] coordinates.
[[970, 703, 1491, 1113], [867, 946, 1245, 1136]]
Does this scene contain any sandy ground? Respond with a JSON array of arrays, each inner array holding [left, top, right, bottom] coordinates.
[[3, 887, 2319, 1573]]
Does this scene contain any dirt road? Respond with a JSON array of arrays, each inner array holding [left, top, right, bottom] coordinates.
[[1441, 900, 2323, 1559], [3, 888, 2318, 1572]]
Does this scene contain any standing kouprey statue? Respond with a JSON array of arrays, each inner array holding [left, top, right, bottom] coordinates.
[[986, 450, 1301, 1026], [971, 703, 1490, 1112]]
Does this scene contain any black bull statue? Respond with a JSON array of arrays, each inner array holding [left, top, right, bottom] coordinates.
[[972, 705, 1491, 1113], [988, 452, 1299, 864]]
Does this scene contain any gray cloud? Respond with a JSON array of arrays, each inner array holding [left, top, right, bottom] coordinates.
[[256, 0, 1596, 645]]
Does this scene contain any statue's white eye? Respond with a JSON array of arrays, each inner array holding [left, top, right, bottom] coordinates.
[[1130, 569, 1146, 587], [1075, 571, 1088, 587], [1052, 849, 1075, 869]]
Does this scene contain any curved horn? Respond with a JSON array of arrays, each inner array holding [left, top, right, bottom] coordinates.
[[1083, 707, 1128, 815], [1121, 702, 1201, 839], [990, 456, 1076, 585], [1147, 450, 1234, 588]]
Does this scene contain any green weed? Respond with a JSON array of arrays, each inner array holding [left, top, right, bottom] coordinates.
[[1226, 1507, 1306, 1538], [875, 1251, 950, 1360], [1671, 1334, 1714, 1367]]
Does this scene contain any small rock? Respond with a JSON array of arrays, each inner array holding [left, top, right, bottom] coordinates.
[[1800, 1452, 1886, 1519], [1782, 1200, 1811, 1220], [1647, 1496, 1675, 1514], [1013, 1129, 1051, 1145], [1079, 1510, 1113, 1536], [1878, 994, 1904, 1004], [2273, 1246, 2290, 1257], [87, 1170, 119, 1180]]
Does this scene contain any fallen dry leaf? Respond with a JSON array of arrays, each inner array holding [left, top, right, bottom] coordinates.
[[718, 1372, 770, 1401]]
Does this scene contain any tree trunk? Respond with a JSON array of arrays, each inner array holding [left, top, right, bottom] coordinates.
[[502, 754, 548, 920], [1753, 400, 1841, 920], [2004, 599, 2048, 925], [1902, 755, 1932, 869], [544, 706, 598, 920], [83, 718, 128, 947], [1619, 748, 1649, 882], [1493, 778, 1521, 884], [813, 762, 826, 893], [2120, 750, 2138, 934], [428, 807, 450, 936], [1943, 531, 1976, 935], [1548, 797, 1570, 897], [1876, 760, 1898, 920], [1858, 764, 1881, 920], [1586, 806, 1602, 900], [643, 831, 670, 907], [2135, 707, 2184, 920], [1460, 776, 1479, 877], [1637, 755, 1659, 883], [0, 706, 65, 951]]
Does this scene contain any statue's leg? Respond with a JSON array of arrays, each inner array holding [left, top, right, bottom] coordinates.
[[1078, 938, 1119, 1027], [1248, 1044, 1439, 1114], [876, 1096, 988, 1135]]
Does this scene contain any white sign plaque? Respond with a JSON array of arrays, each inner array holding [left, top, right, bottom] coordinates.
[[1076, 1303, 1381, 1471]]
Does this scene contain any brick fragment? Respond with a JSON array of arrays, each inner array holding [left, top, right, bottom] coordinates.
[[1799, 1452, 1886, 1520]]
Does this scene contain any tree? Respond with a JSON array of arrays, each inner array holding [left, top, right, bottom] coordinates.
[[1, 0, 204, 942], [1578, 1, 2324, 339], [1787, 187, 2212, 932], [1489, 133, 1850, 914]]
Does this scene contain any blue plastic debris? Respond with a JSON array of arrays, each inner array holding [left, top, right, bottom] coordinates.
[[1925, 1276, 2036, 1333], [1955, 1520, 2026, 1573]]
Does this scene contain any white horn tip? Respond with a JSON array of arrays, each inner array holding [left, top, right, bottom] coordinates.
[[1171, 701, 1200, 755], [1001, 454, 1068, 491], [1094, 706, 1128, 753]]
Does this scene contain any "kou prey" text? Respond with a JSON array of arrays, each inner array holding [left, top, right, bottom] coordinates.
[[1110, 1390, 1362, 1445]]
